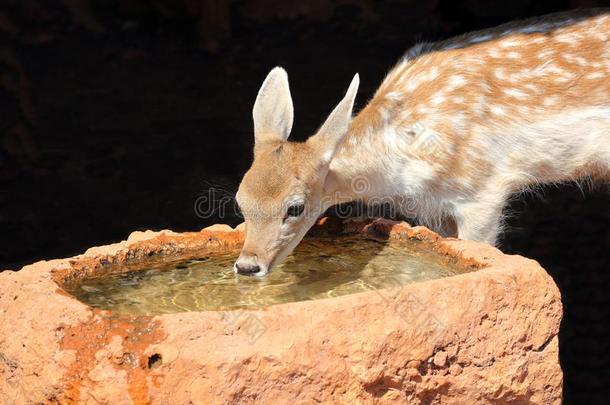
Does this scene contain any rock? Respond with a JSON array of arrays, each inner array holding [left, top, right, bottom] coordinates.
[[406, 360, 421, 369], [449, 364, 463, 376], [433, 351, 448, 368], [406, 368, 420, 378], [128, 229, 179, 243], [0, 218, 563, 404], [202, 224, 234, 232]]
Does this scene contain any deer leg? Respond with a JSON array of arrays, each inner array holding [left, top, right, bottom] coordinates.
[[453, 193, 507, 246]]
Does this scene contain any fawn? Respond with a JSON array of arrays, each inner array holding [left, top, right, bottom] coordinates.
[[234, 9, 610, 276]]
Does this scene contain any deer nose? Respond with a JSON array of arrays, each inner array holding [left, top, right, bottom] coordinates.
[[235, 262, 261, 276]]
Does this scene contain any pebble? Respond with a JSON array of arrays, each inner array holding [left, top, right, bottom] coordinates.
[[449, 364, 463, 376], [433, 351, 448, 368]]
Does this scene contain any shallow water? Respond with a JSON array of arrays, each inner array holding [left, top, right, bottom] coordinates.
[[65, 237, 467, 315]]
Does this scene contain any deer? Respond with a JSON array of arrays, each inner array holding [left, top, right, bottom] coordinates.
[[233, 9, 610, 276]]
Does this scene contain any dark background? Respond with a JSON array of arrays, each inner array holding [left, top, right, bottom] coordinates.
[[1, 0, 608, 403]]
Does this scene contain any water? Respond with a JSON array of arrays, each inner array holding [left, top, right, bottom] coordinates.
[[64, 237, 467, 315]]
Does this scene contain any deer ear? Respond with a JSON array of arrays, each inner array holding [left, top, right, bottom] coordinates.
[[308, 73, 359, 165], [252, 67, 294, 144]]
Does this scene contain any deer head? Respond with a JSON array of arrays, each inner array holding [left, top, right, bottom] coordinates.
[[234, 67, 359, 276]]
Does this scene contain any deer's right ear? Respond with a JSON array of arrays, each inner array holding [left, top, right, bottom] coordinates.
[[252, 67, 294, 144]]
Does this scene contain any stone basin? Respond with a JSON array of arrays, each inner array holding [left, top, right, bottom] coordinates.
[[0, 218, 563, 404]]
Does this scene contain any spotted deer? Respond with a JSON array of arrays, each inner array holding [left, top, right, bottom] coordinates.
[[234, 10, 610, 276]]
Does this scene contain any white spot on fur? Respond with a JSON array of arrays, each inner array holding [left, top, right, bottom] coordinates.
[[488, 48, 502, 58], [494, 69, 507, 80], [507, 69, 534, 84], [543, 97, 558, 106], [385, 91, 403, 101], [586, 72, 604, 80], [447, 75, 467, 89], [416, 105, 430, 115], [503, 88, 528, 100], [524, 83, 538, 92], [575, 56, 589, 66], [500, 38, 521, 48], [430, 93, 446, 106], [555, 33, 581, 45], [538, 49, 555, 60], [405, 67, 439, 92], [490, 105, 506, 116], [544, 64, 567, 76]]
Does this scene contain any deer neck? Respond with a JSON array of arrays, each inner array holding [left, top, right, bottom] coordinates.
[[323, 100, 408, 206]]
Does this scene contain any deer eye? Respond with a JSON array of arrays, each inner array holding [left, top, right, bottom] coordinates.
[[285, 203, 305, 219]]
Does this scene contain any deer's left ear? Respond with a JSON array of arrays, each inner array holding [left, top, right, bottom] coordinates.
[[253, 67, 294, 144], [308, 73, 359, 165]]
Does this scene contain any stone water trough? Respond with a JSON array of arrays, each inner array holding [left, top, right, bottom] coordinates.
[[0, 218, 562, 404]]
